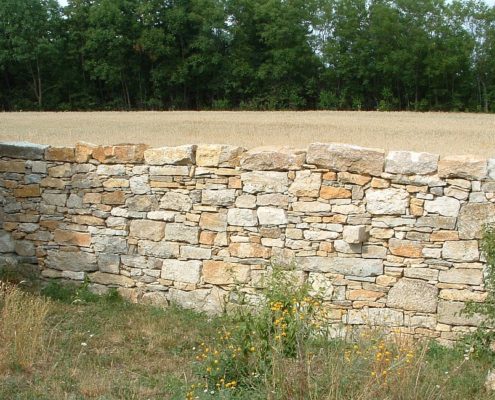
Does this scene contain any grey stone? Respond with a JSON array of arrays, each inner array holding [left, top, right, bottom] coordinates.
[[241, 171, 289, 193], [385, 151, 439, 175], [98, 253, 120, 274], [96, 165, 126, 175], [458, 203, 495, 239], [160, 191, 192, 211], [296, 257, 383, 277], [366, 188, 409, 215], [386, 278, 438, 312], [202, 189, 236, 206], [0, 232, 15, 253], [15, 241, 36, 257], [165, 223, 199, 244], [0, 141, 48, 160], [439, 268, 483, 285], [437, 301, 484, 326], [130, 175, 150, 194], [138, 240, 180, 258], [442, 241, 479, 262], [416, 216, 457, 230], [424, 196, 460, 217], [46, 250, 97, 272], [67, 194, 83, 208], [42, 193, 67, 207], [126, 195, 158, 212], [161, 259, 202, 283]]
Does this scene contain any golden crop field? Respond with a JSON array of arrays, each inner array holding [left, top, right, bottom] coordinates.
[[0, 111, 494, 156]]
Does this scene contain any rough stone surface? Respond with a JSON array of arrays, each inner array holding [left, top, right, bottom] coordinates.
[[458, 203, 495, 239], [387, 278, 438, 312], [297, 257, 383, 277], [196, 145, 245, 167], [385, 151, 439, 175], [437, 301, 484, 326], [129, 220, 165, 241], [307, 142, 385, 176], [442, 241, 479, 262], [227, 208, 258, 226], [289, 170, 321, 197], [257, 207, 288, 225], [46, 250, 97, 272], [241, 171, 289, 193], [0, 232, 15, 253], [241, 146, 306, 170], [438, 155, 487, 180], [161, 260, 202, 283], [366, 188, 409, 215], [0, 141, 48, 160], [144, 145, 196, 165]]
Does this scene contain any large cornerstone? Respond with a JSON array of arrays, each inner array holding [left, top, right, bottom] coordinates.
[[1, 141, 495, 344]]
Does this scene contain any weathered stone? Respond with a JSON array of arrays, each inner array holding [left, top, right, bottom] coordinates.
[[161, 259, 202, 283], [54, 229, 92, 247], [0, 232, 15, 253], [31, 161, 47, 173], [40, 177, 66, 189], [92, 236, 128, 254], [14, 240, 36, 256], [439, 268, 483, 285], [0, 160, 25, 173], [14, 184, 40, 197], [416, 216, 456, 230], [89, 272, 134, 287], [241, 146, 306, 170], [46, 250, 97, 272], [241, 171, 288, 193], [92, 144, 148, 164], [180, 246, 211, 260], [101, 191, 125, 205], [458, 203, 495, 239], [488, 158, 495, 180], [126, 195, 158, 212], [45, 146, 75, 162], [257, 207, 288, 225], [150, 165, 189, 176], [160, 191, 192, 211], [103, 178, 129, 188], [169, 287, 224, 314], [320, 186, 351, 199], [144, 145, 196, 165], [0, 141, 48, 160], [304, 230, 339, 241], [227, 208, 258, 226], [296, 257, 383, 277], [138, 240, 180, 258], [385, 151, 439, 175], [437, 301, 484, 326], [307, 273, 333, 299], [289, 170, 321, 197], [343, 225, 366, 244], [307, 142, 385, 176], [74, 142, 96, 162], [389, 239, 423, 258], [347, 308, 403, 326], [130, 175, 150, 194], [42, 193, 67, 206], [202, 189, 235, 206], [83, 193, 102, 204], [424, 196, 460, 217], [147, 211, 175, 221], [71, 173, 101, 188], [96, 164, 126, 176], [366, 188, 408, 215], [98, 253, 120, 274], [430, 230, 459, 241], [48, 164, 72, 178], [292, 201, 331, 213], [195, 144, 245, 167], [141, 292, 168, 307], [442, 241, 479, 262], [235, 194, 256, 208], [199, 212, 227, 232], [203, 260, 250, 284], [386, 278, 438, 312], [439, 289, 487, 303], [348, 289, 385, 301], [438, 155, 488, 180], [229, 243, 271, 258], [165, 223, 199, 244], [129, 220, 165, 241], [362, 245, 387, 259]]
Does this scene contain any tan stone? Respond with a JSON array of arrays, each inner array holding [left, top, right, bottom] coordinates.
[[438, 155, 487, 180], [439, 289, 487, 302], [348, 289, 385, 301], [199, 212, 227, 232], [0, 160, 25, 173], [40, 220, 60, 230], [376, 275, 398, 286], [75, 142, 96, 163], [83, 193, 102, 204], [89, 272, 134, 287], [229, 243, 271, 258], [103, 178, 129, 188], [289, 170, 321, 197], [129, 220, 165, 241], [93, 144, 148, 164], [431, 231, 459, 241], [40, 177, 66, 189], [144, 145, 196, 165], [322, 171, 337, 181], [203, 261, 250, 284], [196, 144, 245, 167], [386, 278, 438, 312], [54, 229, 92, 247], [438, 268, 483, 285], [457, 203, 495, 240], [228, 177, 242, 189], [410, 198, 424, 216], [319, 242, 334, 253], [14, 184, 40, 197], [48, 164, 72, 178], [338, 172, 371, 185], [320, 186, 351, 199], [200, 231, 217, 245], [71, 215, 105, 226], [101, 191, 125, 205], [45, 146, 75, 162], [389, 239, 423, 258], [240, 146, 306, 170], [371, 178, 389, 188]]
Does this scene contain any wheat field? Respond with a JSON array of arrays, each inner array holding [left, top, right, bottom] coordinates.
[[0, 111, 494, 155]]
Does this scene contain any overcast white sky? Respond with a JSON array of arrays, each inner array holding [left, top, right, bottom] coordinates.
[[57, 0, 495, 6]]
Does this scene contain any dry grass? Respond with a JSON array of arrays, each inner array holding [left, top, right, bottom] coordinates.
[[0, 111, 494, 156]]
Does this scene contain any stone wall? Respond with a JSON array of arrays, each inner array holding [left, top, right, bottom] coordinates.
[[1, 141, 495, 344]]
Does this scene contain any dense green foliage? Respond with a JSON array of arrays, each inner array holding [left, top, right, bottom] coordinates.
[[1, 0, 494, 111]]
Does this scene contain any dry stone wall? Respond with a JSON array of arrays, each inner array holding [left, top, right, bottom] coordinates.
[[1, 141, 495, 344]]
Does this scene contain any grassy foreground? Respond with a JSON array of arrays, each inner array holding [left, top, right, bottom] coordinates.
[[1, 280, 495, 400]]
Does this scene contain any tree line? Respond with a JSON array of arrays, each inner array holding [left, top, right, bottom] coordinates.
[[1, 0, 494, 112]]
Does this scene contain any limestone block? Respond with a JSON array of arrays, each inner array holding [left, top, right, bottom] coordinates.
[[458, 203, 495, 239], [416, 216, 456, 230], [292, 201, 331, 213], [0, 160, 25, 173], [307, 142, 385, 176], [257, 207, 288, 225], [160, 191, 192, 211], [240, 146, 306, 171], [92, 144, 148, 164], [334, 240, 362, 253], [347, 308, 403, 326], [289, 170, 321, 197], [126, 195, 158, 212], [229, 243, 271, 258], [101, 191, 125, 205], [89, 272, 134, 287], [385, 151, 439, 175], [442, 240, 479, 262], [130, 175, 150, 194], [141, 292, 169, 307], [235, 194, 256, 208], [320, 186, 352, 199], [149, 165, 189, 176], [257, 193, 289, 207], [75, 142, 96, 162], [138, 240, 180, 258], [241, 171, 289, 193], [304, 230, 339, 240], [343, 225, 367, 244], [362, 245, 387, 259], [0, 232, 15, 253], [438, 155, 487, 180], [437, 301, 484, 326], [348, 289, 384, 301], [196, 144, 245, 167], [147, 211, 176, 221], [98, 253, 120, 274], [488, 158, 495, 180], [0, 141, 48, 160], [161, 259, 202, 283], [129, 220, 165, 241], [202, 260, 250, 284], [438, 268, 483, 285], [42, 193, 67, 206], [199, 212, 227, 232], [227, 208, 258, 226], [180, 246, 212, 260], [424, 196, 460, 217], [308, 272, 333, 299], [365, 188, 409, 215], [439, 289, 487, 302], [403, 267, 439, 281], [144, 145, 196, 165], [48, 164, 73, 178], [46, 250, 97, 272], [389, 239, 423, 258], [202, 189, 236, 206], [296, 256, 383, 277], [14, 240, 36, 256], [165, 223, 199, 244], [96, 164, 126, 176], [386, 278, 438, 312], [14, 184, 40, 197], [92, 236, 128, 254], [54, 229, 92, 247]]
